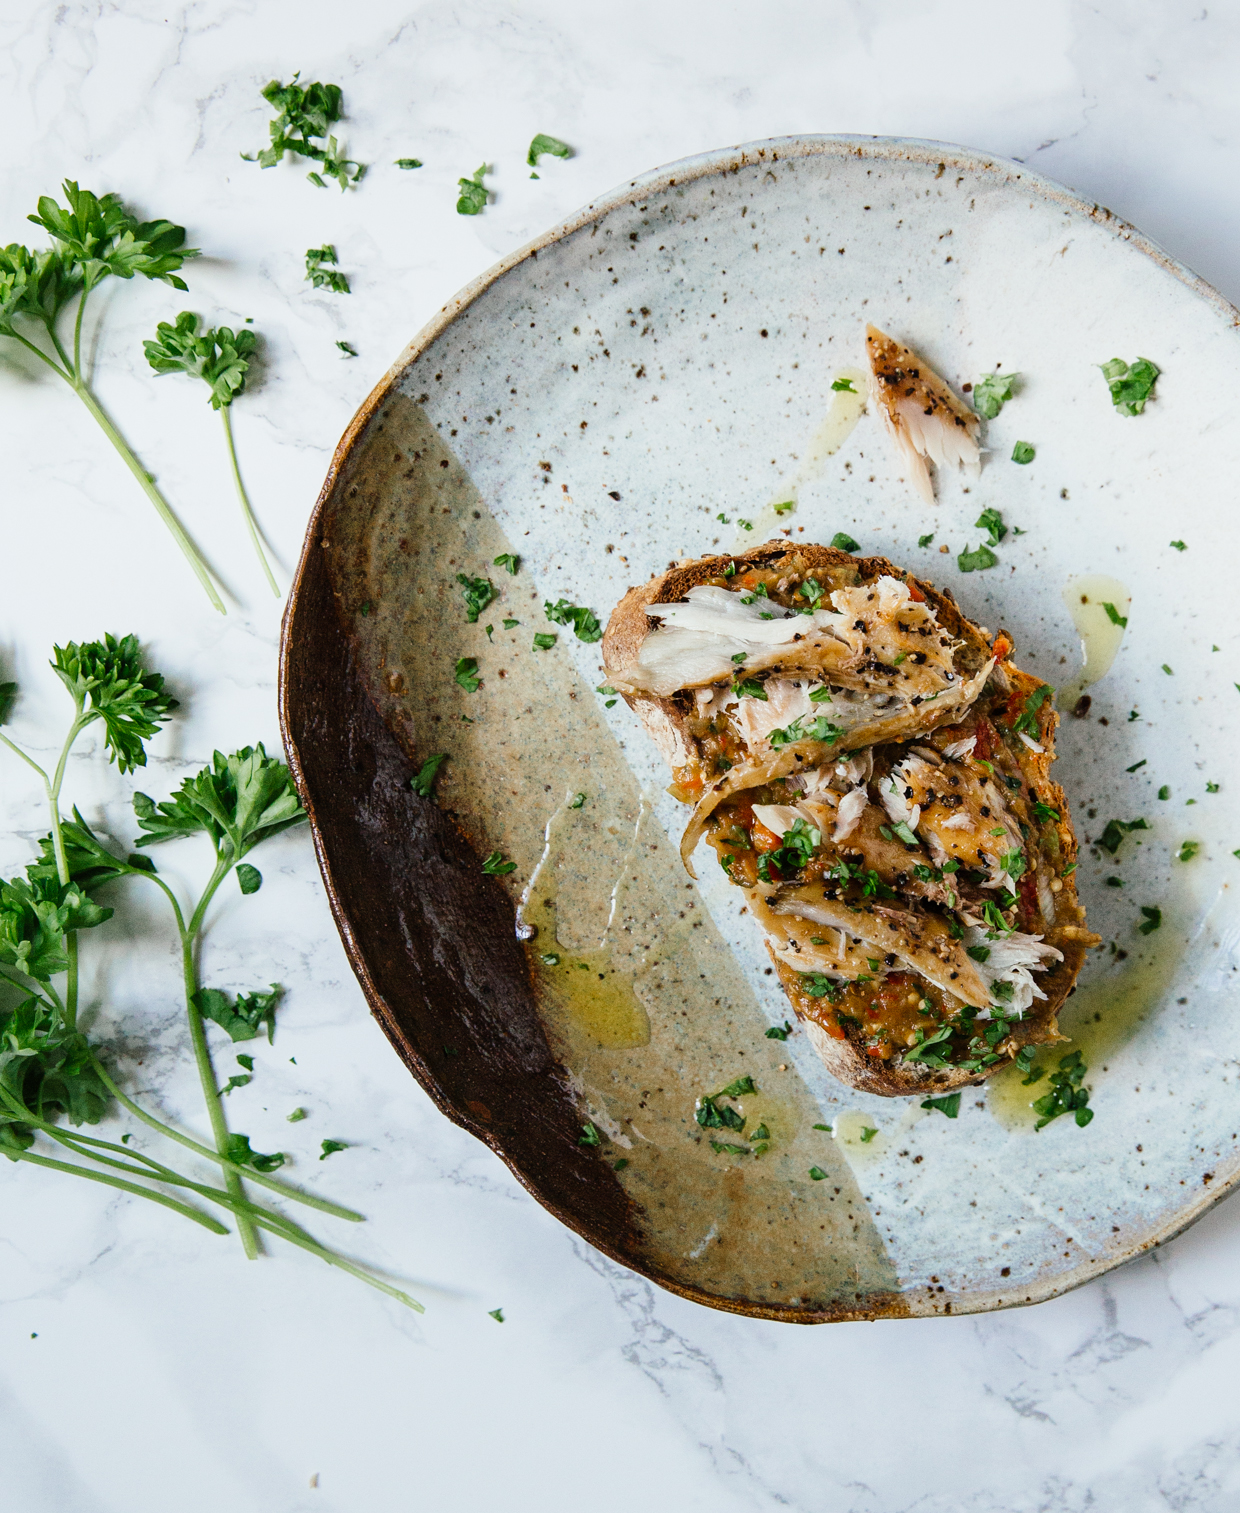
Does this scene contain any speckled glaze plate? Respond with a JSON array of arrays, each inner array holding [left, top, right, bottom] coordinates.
[[279, 136, 1240, 1323]]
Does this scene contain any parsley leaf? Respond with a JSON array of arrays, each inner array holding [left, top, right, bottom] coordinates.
[[1100, 357, 1160, 416], [1102, 602, 1128, 628], [395, 158, 423, 170], [1170, 540, 1186, 551], [1138, 905, 1162, 935], [457, 164, 490, 216], [831, 377, 857, 392], [765, 1021, 793, 1040], [336, 340, 358, 356], [544, 598, 602, 642], [527, 134, 572, 168], [1177, 841, 1200, 862], [132, 745, 306, 858], [578, 1122, 602, 1147], [236, 863, 262, 895], [1013, 685, 1052, 735], [48, 636, 178, 775], [456, 573, 498, 622], [488, 1307, 505, 1322], [767, 715, 845, 749], [482, 850, 516, 875], [920, 1092, 961, 1118], [305, 245, 349, 293], [493, 553, 520, 575], [411, 753, 448, 798], [454, 657, 481, 691], [958, 543, 998, 573], [918, 532, 934, 548], [975, 507, 1007, 545], [1032, 1050, 1092, 1129], [224, 1132, 285, 1173], [319, 1139, 348, 1160], [1011, 440, 1035, 464], [830, 532, 860, 553], [972, 371, 1020, 419], [533, 632, 557, 650], [1098, 817, 1150, 855], [808, 1167, 828, 1180], [287, 1107, 308, 1122]]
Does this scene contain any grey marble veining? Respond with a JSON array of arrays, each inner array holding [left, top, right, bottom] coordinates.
[[3, 1, 1240, 1510]]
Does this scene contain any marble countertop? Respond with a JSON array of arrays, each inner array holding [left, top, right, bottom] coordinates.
[[3, 2, 1240, 1509]]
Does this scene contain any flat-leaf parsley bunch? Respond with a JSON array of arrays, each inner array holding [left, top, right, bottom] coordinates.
[[0, 635, 418, 1308]]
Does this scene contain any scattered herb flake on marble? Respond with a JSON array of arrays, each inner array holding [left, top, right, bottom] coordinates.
[[1011, 440, 1035, 464], [1170, 540, 1187, 551], [336, 340, 358, 356], [527, 134, 572, 168], [305, 245, 350, 293], [918, 532, 934, 547], [395, 158, 423, 170], [456, 164, 489, 215], [488, 1307, 505, 1322], [319, 1139, 347, 1160]]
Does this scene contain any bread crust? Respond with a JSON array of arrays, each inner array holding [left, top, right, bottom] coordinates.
[[603, 545, 1096, 1097]]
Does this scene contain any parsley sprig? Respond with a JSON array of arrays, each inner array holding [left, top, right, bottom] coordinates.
[[0, 637, 420, 1309], [144, 312, 277, 595], [0, 182, 221, 608]]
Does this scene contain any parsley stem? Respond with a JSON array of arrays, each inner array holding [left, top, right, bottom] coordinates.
[[69, 379, 226, 614], [221, 407, 278, 597], [4, 1146, 230, 1234], [243, 1211, 425, 1312], [0, 731, 50, 784], [83, 1052, 364, 1222], [180, 852, 259, 1258]]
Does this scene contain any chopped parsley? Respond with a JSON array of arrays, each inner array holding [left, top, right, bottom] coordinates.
[[920, 1093, 961, 1118], [527, 133, 572, 168], [578, 1123, 602, 1146], [737, 518, 754, 531], [456, 573, 498, 622], [1138, 906, 1162, 934], [544, 598, 602, 642], [1170, 540, 1187, 551], [711, 1141, 751, 1156], [1098, 817, 1150, 854], [972, 371, 1019, 419], [319, 1139, 348, 1160], [1013, 684, 1052, 734], [540, 952, 561, 965], [1177, 841, 1200, 862], [966, 944, 991, 963], [904, 1022, 954, 1067], [336, 340, 358, 356], [859, 1126, 878, 1142], [287, 1107, 308, 1123], [733, 677, 768, 700], [831, 377, 857, 393], [768, 714, 845, 749], [958, 542, 998, 573], [765, 1021, 793, 1041], [772, 500, 795, 515], [456, 164, 489, 215], [1105, 875, 1124, 887], [716, 513, 731, 523], [1033, 801, 1060, 823], [830, 531, 860, 553], [1158, 786, 1170, 800], [532, 632, 557, 650], [892, 821, 919, 847], [1126, 759, 1147, 773], [454, 657, 481, 691], [305, 244, 349, 293], [411, 752, 448, 798], [1032, 1051, 1092, 1129], [481, 850, 516, 876], [493, 553, 520, 575], [918, 532, 935, 548], [1101, 602, 1128, 628], [1208, 782, 1221, 793], [975, 508, 1006, 545], [1100, 357, 1160, 416], [395, 158, 423, 170], [800, 973, 839, 999], [488, 1307, 505, 1322], [1162, 664, 1174, 676], [243, 76, 365, 188], [716, 1075, 756, 1099], [1011, 441, 1035, 465], [568, 792, 587, 809], [808, 1167, 828, 1181]]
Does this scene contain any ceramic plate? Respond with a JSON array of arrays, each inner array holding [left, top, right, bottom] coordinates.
[[280, 135, 1240, 1323]]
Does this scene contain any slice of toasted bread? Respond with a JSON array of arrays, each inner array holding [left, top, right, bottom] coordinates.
[[603, 546, 1097, 1096]]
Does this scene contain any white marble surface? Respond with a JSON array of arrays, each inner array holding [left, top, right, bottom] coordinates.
[[3, 2, 1240, 1509]]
